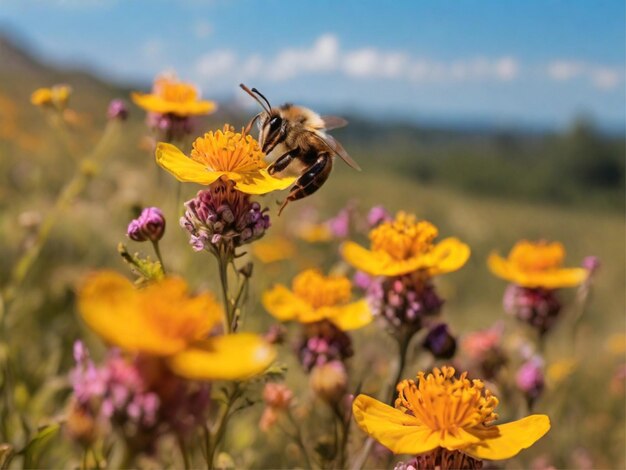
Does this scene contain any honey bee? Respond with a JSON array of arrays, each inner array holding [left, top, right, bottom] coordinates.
[[240, 84, 361, 215]]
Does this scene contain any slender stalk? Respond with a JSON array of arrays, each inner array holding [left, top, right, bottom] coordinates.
[[177, 435, 191, 470], [285, 409, 315, 470], [207, 383, 241, 469], [217, 251, 233, 333], [151, 240, 166, 275], [350, 330, 412, 470]]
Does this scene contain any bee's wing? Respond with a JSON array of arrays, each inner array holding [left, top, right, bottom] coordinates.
[[311, 131, 361, 171], [321, 115, 348, 131]]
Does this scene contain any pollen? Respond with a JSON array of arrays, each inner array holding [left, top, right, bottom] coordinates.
[[395, 366, 499, 435], [509, 240, 564, 272], [190, 125, 266, 173], [369, 212, 438, 260], [292, 269, 352, 309], [153, 76, 199, 103]]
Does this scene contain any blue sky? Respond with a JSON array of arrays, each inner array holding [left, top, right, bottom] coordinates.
[[1, 0, 624, 130]]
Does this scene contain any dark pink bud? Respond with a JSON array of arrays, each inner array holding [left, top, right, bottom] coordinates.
[[127, 207, 166, 242]]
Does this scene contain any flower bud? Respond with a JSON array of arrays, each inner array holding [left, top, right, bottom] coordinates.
[[367, 205, 391, 228], [310, 361, 348, 404], [516, 357, 545, 403], [263, 382, 293, 410], [504, 285, 561, 335], [422, 323, 457, 359], [107, 99, 128, 121], [127, 207, 166, 243]]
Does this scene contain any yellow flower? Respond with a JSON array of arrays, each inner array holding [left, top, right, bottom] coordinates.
[[131, 75, 216, 116], [78, 271, 275, 381], [295, 222, 333, 243], [262, 269, 373, 331], [156, 125, 295, 194], [252, 236, 296, 264], [488, 240, 587, 289], [353, 366, 550, 461], [341, 212, 470, 277], [547, 359, 577, 388], [30, 85, 72, 109]]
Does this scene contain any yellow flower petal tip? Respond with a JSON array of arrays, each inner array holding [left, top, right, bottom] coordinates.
[[488, 240, 588, 288], [131, 74, 216, 116], [155, 126, 295, 194], [341, 212, 470, 277], [352, 366, 550, 462], [262, 269, 373, 331]]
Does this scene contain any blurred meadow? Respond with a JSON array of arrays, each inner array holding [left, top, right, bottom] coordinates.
[[0, 2, 624, 469]]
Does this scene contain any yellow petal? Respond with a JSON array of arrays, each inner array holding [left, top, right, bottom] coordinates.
[[428, 238, 471, 275], [155, 142, 224, 184], [131, 92, 216, 116], [352, 394, 440, 455], [488, 252, 587, 288], [464, 415, 551, 461], [78, 271, 186, 356], [167, 334, 276, 380], [233, 169, 295, 195], [262, 285, 314, 322], [340, 241, 389, 276], [326, 300, 373, 331]]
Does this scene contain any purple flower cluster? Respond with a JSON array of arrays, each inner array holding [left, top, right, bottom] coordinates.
[[146, 112, 195, 142], [180, 180, 270, 253], [516, 356, 545, 405], [297, 321, 353, 372], [69, 342, 210, 453], [127, 207, 166, 243], [366, 272, 443, 333], [503, 284, 562, 335], [107, 99, 129, 121]]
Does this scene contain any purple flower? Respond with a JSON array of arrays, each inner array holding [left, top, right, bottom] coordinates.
[[146, 112, 195, 142], [582, 256, 600, 275], [503, 284, 562, 336], [516, 356, 545, 401], [422, 323, 457, 359], [127, 207, 166, 243], [326, 208, 351, 238], [367, 205, 391, 228], [107, 99, 128, 120], [180, 180, 270, 254], [297, 321, 353, 372]]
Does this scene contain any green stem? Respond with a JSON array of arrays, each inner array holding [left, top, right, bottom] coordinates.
[[151, 240, 166, 275], [177, 435, 191, 470], [217, 251, 233, 334], [207, 383, 241, 469], [286, 409, 315, 470]]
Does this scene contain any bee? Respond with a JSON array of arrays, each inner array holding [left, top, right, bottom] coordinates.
[[240, 84, 361, 215]]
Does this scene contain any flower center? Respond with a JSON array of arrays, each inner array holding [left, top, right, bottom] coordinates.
[[509, 241, 564, 272], [154, 76, 199, 103], [369, 212, 438, 260], [395, 367, 498, 434], [190, 125, 266, 174], [292, 270, 352, 309]]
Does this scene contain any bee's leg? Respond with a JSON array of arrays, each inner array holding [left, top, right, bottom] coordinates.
[[278, 153, 331, 216], [267, 148, 298, 175]]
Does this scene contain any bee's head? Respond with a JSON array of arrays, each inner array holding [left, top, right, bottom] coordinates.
[[240, 84, 285, 153], [258, 109, 287, 154]]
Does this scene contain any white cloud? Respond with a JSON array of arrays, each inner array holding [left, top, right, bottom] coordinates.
[[547, 60, 623, 90], [191, 34, 621, 92], [267, 33, 339, 80]]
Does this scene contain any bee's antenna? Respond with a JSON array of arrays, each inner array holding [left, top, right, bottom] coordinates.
[[239, 83, 270, 113], [251, 87, 272, 112]]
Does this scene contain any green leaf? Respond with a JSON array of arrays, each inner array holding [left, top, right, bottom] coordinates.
[[20, 423, 60, 469]]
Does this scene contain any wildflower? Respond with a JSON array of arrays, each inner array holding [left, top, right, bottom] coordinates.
[[262, 269, 373, 331], [461, 323, 507, 380], [297, 320, 354, 372], [107, 99, 129, 120], [78, 271, 275, 380], [503, 284, 562, 335], [156, 125, 295, 194], [132, 74, 216, 117], [259, 382, 293, 432], [310, 360, 348, 403], [180, 180, 270, 253], [252, 236, 296, 264], [546, 358, 577, 388], [488, 240, 587, 289], [353, 366, 550, 466], [516, 357, 545, 406], [30, 84, 72, 110], [367, 205, 391, 228], [422, 323, 457, 360], [127, 207, 166, 243], [341, 212, 470, 277]]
